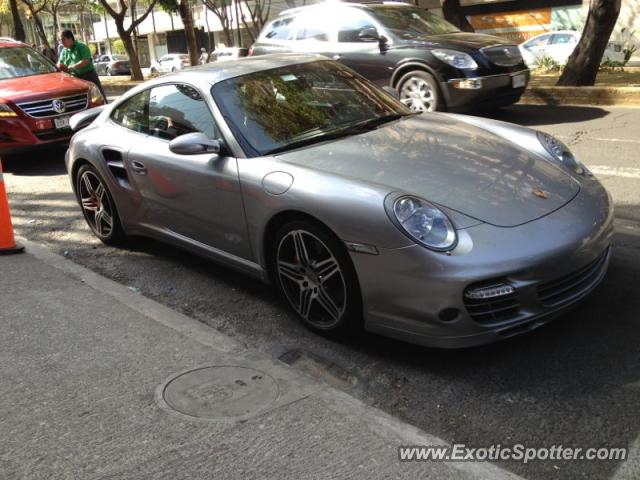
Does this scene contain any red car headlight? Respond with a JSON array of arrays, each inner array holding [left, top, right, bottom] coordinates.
[[0, 104, 18, 117]]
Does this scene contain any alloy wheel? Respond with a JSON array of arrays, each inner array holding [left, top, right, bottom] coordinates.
[[276, 229, 347, 329], [400, 76, 435, 112], [79, 170, 114, 238]]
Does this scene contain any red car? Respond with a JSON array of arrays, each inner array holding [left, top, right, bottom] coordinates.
[[0, 39, 105, 155]]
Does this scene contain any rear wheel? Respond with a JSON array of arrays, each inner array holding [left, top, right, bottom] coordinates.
[[398, 70, 442, 112], [75, 164, 125, 245], [272, 220, 361, 336], [171, 67, 177, 72], [106, 68, 113, 76]]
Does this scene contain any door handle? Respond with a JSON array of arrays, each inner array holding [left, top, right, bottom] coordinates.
[[131, 160, 147, 175], [332, 54, 341, 60]]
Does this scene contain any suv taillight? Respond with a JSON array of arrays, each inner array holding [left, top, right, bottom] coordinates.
[[247, 46, 254, 57]]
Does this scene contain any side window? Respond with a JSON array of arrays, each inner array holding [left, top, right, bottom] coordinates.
[[148, 84, 217, 141], [525, 34, 551, 48], [111, 90, 150, 133], [337, 10, 377, 42], [263, 17, 294, 40], [551, 33, 575, 45], [100, 55, 109, 62], [296, 17, 331, 42]]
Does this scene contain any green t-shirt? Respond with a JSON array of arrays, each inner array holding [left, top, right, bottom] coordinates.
[[59, 40, 94, 75]]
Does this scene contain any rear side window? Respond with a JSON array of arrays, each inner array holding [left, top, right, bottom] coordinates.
[[148, 84, 217, 140], [111, 90, 150, 133], [262, 17, 294, 40]]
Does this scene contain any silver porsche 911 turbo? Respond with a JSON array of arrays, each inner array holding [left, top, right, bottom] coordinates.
[[66, 54, 613, 348]]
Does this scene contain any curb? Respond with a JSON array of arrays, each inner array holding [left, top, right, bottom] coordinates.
[[17, 236, 524, 480], [521, 86, 640, 107]]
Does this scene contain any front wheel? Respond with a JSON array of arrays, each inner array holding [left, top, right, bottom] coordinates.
[[398, 70, 442, 112], [272, 220, 362, 336], [106, 68, 113, 76], [171, 67, 177, 72], [75, 164, 125, 246]]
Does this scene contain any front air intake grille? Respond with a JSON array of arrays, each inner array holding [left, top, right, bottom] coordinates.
[[464, 288, 521, 325], [17, 93, 88, 118], [537, 250, 609, 307], [482, 45, 523, 67]]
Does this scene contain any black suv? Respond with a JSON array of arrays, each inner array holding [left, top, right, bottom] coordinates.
[[250, 2, 530, 111]]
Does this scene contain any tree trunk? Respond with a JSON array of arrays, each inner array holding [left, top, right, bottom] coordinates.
[[119, 28, 143, 80], [51, 10, 59, 46], [441, 0, 474, 33], [9, 0, 26, 42], [557, 0, 621, 86], [178, 0, 199, 66], [33, 12, 50, 48]]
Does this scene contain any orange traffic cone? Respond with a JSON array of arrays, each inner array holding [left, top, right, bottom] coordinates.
[[0, 158, 24, 255]]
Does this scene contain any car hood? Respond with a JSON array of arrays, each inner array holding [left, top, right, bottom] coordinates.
[[277, 114, 580, 228], [0, 72, 91, 104], [397, 32, 510, 49]]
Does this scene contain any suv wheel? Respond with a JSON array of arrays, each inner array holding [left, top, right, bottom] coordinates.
[[272, 220, 362, 336], [398, 71, 441, 112]]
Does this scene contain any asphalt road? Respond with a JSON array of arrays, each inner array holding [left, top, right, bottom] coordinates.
[[3, 105, 640, 480]]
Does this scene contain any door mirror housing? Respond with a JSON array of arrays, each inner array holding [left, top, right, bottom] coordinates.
[[357, 26, 380, 42], [169, 132, 221, 155]]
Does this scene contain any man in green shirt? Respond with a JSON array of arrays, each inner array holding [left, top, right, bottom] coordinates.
[[57, 30, 106, 101]]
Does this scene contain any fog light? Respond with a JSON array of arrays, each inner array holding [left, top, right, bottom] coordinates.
[[438, 308, 460, 322], [451, 79, 482, 90], [465, 283, 514, 300]]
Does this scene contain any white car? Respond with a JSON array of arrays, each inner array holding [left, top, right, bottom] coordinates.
[[150, 53, 190, 74], [519, 30, 624, 67]]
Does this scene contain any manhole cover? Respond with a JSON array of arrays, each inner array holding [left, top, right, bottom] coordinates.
[[160, 366, 279, 421]]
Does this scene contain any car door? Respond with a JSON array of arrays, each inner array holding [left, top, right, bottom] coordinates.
[[522, 34, 552, 64], [333, 8, 395, 87], [547, 33, 577, 64], [126, 83, 251, 259]]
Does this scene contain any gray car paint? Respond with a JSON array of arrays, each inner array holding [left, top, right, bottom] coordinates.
[[66, 54, 613, 348]]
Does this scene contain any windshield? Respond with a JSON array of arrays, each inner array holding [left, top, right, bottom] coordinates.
[[370, 6, 460, 38], [113, 55, 128, 61], [0, 46, 56, 80], [212, 61, 411, 157]]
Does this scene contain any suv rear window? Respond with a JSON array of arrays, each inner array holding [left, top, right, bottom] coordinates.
[[0, 46, 56, 80]]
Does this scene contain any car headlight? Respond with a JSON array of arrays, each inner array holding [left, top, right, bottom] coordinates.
[[0, 103, 18, 117], [432, 49, 478, 69], [89, 84, 104, 104], [537, 131, 589, 175], [392, 196, 457, 251]]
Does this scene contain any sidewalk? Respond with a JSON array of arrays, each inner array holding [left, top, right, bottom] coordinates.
[[0, 240, 521, 480]]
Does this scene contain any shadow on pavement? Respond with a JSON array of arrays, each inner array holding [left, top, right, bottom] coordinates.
[[482, 104, 610, 127], [2, 147, 68, 177]]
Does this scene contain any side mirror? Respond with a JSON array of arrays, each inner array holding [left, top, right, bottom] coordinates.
[[378, 35, 389, 52], [382, 86, 400, 100], [70, 105, 106, 131], [357, 26, 380, 42], [169, 132, 221, 155]]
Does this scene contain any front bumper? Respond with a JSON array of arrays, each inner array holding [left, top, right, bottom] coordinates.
[[351, 175, 614, 348], [0, 116, 72, 154], [442, 69, 530, 110]]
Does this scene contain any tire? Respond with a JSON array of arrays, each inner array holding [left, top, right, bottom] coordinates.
[[75, 164, 125, 246], [106, 68, 113, 76], [272, 220, 362, 337], [397, 70, 442, 112], [150, 67, 157, 75], [171, 67, 177, 72]]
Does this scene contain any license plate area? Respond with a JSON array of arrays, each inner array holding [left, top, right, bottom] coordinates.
[[512, 73, 527, 89], [54, 116, 70, 129]]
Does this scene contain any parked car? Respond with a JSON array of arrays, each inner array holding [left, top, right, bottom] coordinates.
[[95, 54, 130, 76], [519, 30, 625, 67], [0, 40, 105, 154], [210, 47, 249, 63], [150, 54, 190, 74], [249, 2, 529, 112], [67, 55, 612, 348]]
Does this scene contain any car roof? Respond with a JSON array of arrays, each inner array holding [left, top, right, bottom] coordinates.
[[0, 39, 27, 48], [279, 1, 410, 17], [146, 53, 324, 86]]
